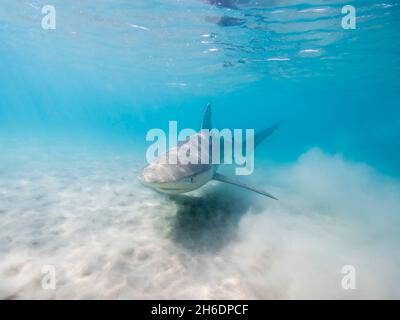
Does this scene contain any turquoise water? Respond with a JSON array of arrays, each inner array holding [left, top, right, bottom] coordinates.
[[0, 1, 400, 299]]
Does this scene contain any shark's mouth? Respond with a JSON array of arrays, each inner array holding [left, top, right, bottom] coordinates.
[[158, 186, 183, 190], [153, 181, 197, 194], [157, 185, 187, 191], [138, 174, 189, 193]]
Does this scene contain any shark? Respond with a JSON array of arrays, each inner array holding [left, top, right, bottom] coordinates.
[[138, 104, 280, 200]]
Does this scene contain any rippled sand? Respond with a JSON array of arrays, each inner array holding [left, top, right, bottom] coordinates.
[[1, 148, 399, 299]]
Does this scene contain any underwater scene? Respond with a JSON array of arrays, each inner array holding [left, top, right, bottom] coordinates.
[[0, 0, 400, 299]]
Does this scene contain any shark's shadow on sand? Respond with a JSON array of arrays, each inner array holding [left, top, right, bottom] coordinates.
[[167, 184, 265, 253]]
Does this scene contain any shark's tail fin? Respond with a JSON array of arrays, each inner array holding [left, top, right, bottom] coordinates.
[[254, 120, 282, 149], [201, 103, 212, 130]]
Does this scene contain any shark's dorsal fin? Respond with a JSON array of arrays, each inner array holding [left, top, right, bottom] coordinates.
[[213, 173, 278, 200], [201, 103, 212, 130]]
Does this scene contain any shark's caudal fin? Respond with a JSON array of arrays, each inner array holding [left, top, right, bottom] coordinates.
[[201, 103, 212, 130], [200, 103, 280, 149], [254, 120, 282, 149], [213, 173, 278, 200]]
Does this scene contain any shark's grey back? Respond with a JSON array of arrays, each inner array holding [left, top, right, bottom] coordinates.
[[141, 133, 213, 183]]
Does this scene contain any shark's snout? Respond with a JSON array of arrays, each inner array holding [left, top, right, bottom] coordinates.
[[136, 171, 147, 185], [137, 161, 209, 195], [137, 166, 161, 187]]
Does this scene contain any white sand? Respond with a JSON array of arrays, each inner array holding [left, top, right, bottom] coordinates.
[[0, 147, 399, 299]]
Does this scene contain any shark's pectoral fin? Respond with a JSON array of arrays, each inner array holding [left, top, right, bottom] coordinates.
[[213, 173, 278, 200]]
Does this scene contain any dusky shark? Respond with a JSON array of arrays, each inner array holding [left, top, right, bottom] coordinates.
[[138, 104, 280, 200]]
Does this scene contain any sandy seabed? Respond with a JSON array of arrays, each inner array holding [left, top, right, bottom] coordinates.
[[0, 147, 399, 299]]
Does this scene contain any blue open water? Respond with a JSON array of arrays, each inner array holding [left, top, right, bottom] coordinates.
[[0, 1, 399, 299]]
